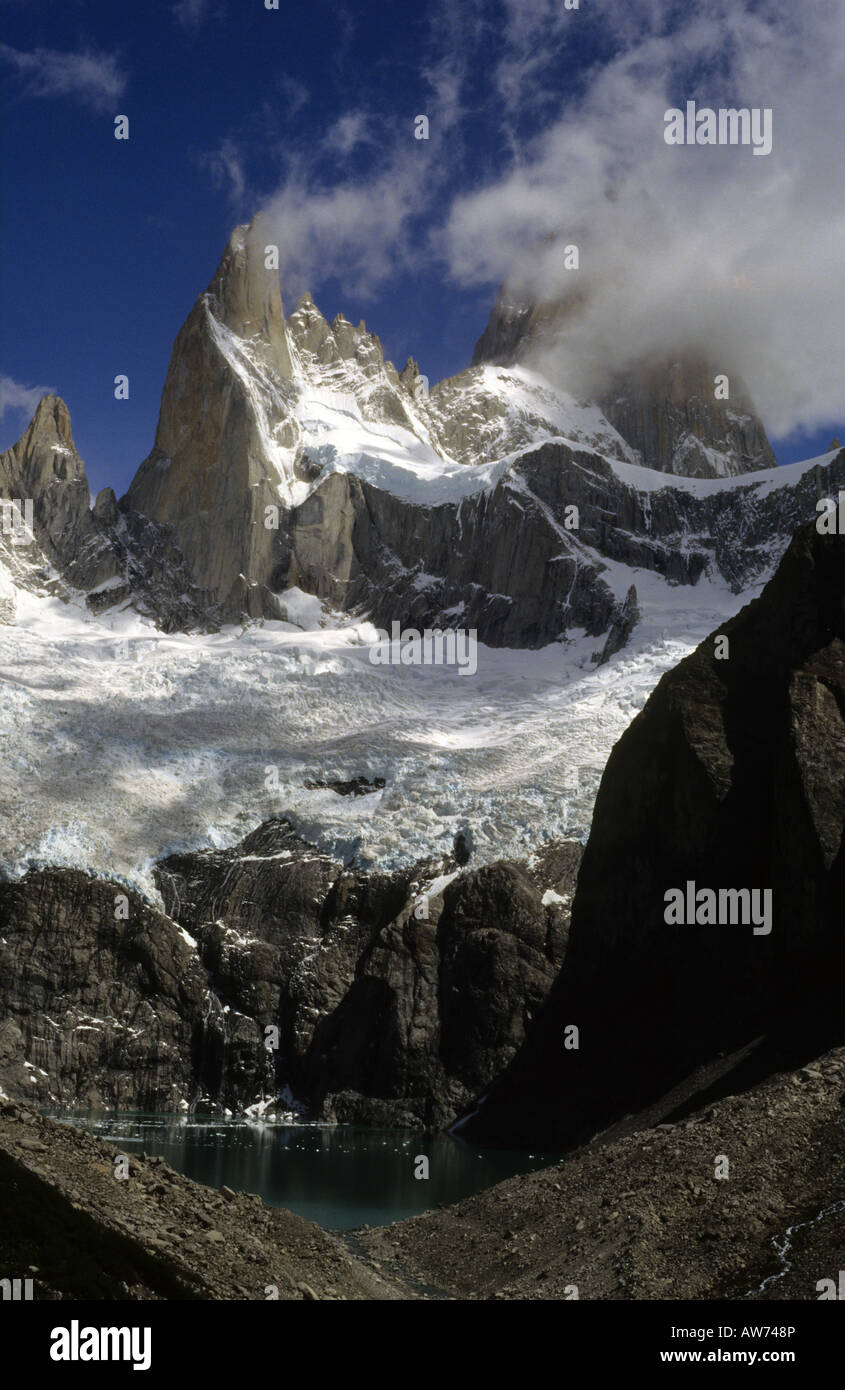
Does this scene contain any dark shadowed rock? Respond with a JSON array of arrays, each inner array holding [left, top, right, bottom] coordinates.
[[461, 521, 845, 1147], [0, 820, 581, 1126], [596, 584, 639, 665], [153, 820, 582, 1127], [279, 442, 845, 651], [0, 869, 210, 1109]]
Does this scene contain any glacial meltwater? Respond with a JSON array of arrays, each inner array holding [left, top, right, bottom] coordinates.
[[49, 1113, 558, 1230]]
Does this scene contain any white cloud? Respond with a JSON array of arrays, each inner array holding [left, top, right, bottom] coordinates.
[[441, 0, 845, 435], [172, 0, 213, 31], [260, 158, 426, 301], [255, 0, 481, 302], [247, 0, 842, 438], [202, 138, 246, 205], [0, 376, 55, 426], [323, 111, 376, 157], [495, 0, 581, 123], [0, 44, 126, 112]]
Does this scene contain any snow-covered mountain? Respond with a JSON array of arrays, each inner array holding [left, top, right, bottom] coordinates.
[[473, 282, 777, 478], [122, 217, 642, 626], [4, 215, 840, 650], [119, 217, 842, 643], [2, 215, 844, 894]]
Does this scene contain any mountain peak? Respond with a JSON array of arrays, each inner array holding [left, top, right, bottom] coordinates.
[[3, 395, 83, 487], [27, 394, 75, 445], [473, 283, 774, 478], [204, 215, 292, 379]]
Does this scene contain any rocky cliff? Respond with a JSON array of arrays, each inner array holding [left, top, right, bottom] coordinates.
[[0, 868, 209, 1110], [460, 519, 845, 1148], [0, 823, 581, 1128], [0, 395, 215, 630], [114, 218, 800, 642], [280, 441, 845, 647], [4, 223, 837, 659], [126, 220, 301, 617], [599, 355, 776, 478]]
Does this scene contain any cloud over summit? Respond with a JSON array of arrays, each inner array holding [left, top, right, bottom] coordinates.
[[247, 0, 842, 436], [441, 0, 845, 434]]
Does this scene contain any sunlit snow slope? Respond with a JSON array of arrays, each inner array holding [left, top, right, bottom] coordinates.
[[0, 567, 752, 902]]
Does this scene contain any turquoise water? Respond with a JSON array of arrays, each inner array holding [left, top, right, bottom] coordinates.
[[52, 1113, 559, 1230]]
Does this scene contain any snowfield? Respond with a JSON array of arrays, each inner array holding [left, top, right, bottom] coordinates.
[[0, 570, 756, 903]]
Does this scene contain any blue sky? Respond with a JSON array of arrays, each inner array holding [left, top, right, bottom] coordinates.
[[2, 0, 842, 496]]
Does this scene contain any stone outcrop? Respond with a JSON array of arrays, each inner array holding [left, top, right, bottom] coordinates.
[[280, 442, 845, 647], [0, 823, 581, 1128], [599, 356, 776, 477], [154, 822, 581, 1128], [0, 395, 215, 631], [596, 584, 639, 665], [0, 868, 210, 1110], [460, 520, 845, 1148], [279, 460, 623, 648], [287, 293, 422, 432], [472, 288, 573, 368], [116, 218, 793, 644], [125, 220, 300, 616]]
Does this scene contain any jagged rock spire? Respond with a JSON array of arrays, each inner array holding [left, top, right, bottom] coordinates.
[[127, 217, 301, 612], [205, 216, 292, 379]]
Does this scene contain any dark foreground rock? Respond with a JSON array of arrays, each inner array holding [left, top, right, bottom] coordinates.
[[0, 1098, 400, 1300], [461, 522, 845, 1149], [360, 1044, 845, 1301], [2, 1044, 842, 1301], [0, 868, 210, 1110]]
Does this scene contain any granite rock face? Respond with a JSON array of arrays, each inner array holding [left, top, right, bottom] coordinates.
[[599, 356, 776, 478], [0, 395, 215, 631], [286, 292, 422, 433], [7, 221, 828, 660], [115, 222, 842, 651], [280, 442, 845, 647], [0, 823, 581, 1128], [0, 869, 210, 1110], [126, 221, 300, 617], [154, 821, 581, 1128], [461, 521, 845, 1148]]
